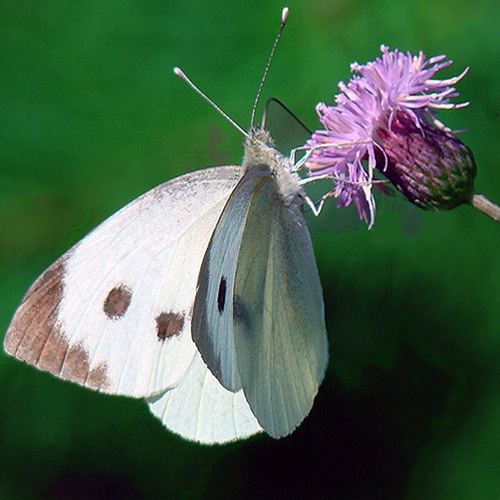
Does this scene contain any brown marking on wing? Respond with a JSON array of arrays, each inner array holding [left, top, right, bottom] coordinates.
[[4, 258, 111, 391], [156, 312, 184, 341], [87, 362, 111, 390], [38, 327, 70, 376], [103, 285, 132, 319], [56, 341, 110, 391], [4, 260, 66, 366], [60, 342, 91, 385]]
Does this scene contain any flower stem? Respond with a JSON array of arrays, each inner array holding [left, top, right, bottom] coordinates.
[[470, 193, 500, 223]]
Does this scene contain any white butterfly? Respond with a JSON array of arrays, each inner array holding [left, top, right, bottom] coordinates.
[[3, 9, 329, 444]]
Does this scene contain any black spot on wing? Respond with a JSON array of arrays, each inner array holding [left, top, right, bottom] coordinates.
[[156, 312, 185, 341], [103, 285, 132, 319], [217, 276, 227, 314]]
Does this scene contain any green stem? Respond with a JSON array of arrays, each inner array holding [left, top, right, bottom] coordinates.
[[470, 193, 500, 223]]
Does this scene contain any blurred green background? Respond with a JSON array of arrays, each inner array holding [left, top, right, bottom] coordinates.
[[1, 0, 499, 498]]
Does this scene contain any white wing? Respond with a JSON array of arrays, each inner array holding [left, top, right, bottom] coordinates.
[[4, 166, 241, 398], [192, 159, 328, 438], [147, 352, 262, 444], [191, 165, 271, 391], [233, 170, 328, 438]]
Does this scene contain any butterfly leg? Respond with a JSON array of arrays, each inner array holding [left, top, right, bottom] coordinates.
[[301, 192, 326, 217]]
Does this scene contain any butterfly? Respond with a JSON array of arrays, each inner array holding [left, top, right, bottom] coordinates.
[[3, 120, 329, 443], [3, 9, 329, 444]]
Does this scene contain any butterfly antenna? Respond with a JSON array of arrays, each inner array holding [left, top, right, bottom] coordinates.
[[250, 6, 290, 129], [173, 67, 250, 139]]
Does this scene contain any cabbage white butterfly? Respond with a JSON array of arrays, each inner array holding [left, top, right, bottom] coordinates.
[[3, 7, 328, 444]]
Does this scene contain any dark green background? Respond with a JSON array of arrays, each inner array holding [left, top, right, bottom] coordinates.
[[1, 1, 499, 498]]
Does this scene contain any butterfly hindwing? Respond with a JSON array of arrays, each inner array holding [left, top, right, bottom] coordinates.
[[147, 351, 262, 444], [232, 166, 328, 438], [4, 166, 241, 399]]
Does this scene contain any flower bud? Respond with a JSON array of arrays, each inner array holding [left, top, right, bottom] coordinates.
[[373, 111, 476, 209]]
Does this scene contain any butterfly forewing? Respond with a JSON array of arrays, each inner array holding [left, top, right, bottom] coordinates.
[[233, 168, 328, 438], [4, 166, 241, 399], [192, 165, 275, 392]]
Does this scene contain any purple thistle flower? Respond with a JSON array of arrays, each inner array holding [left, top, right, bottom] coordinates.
[[306, 45, 478, 228]]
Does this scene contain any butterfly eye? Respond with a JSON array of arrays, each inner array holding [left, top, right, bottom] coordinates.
[[155, 312, 185, 342], [103, 285, 132, 320], [217, 276, 227, 314]]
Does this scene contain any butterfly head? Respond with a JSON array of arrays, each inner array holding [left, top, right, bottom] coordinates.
[[242, 127, 303, 207], [242, 127, 278, 172]]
